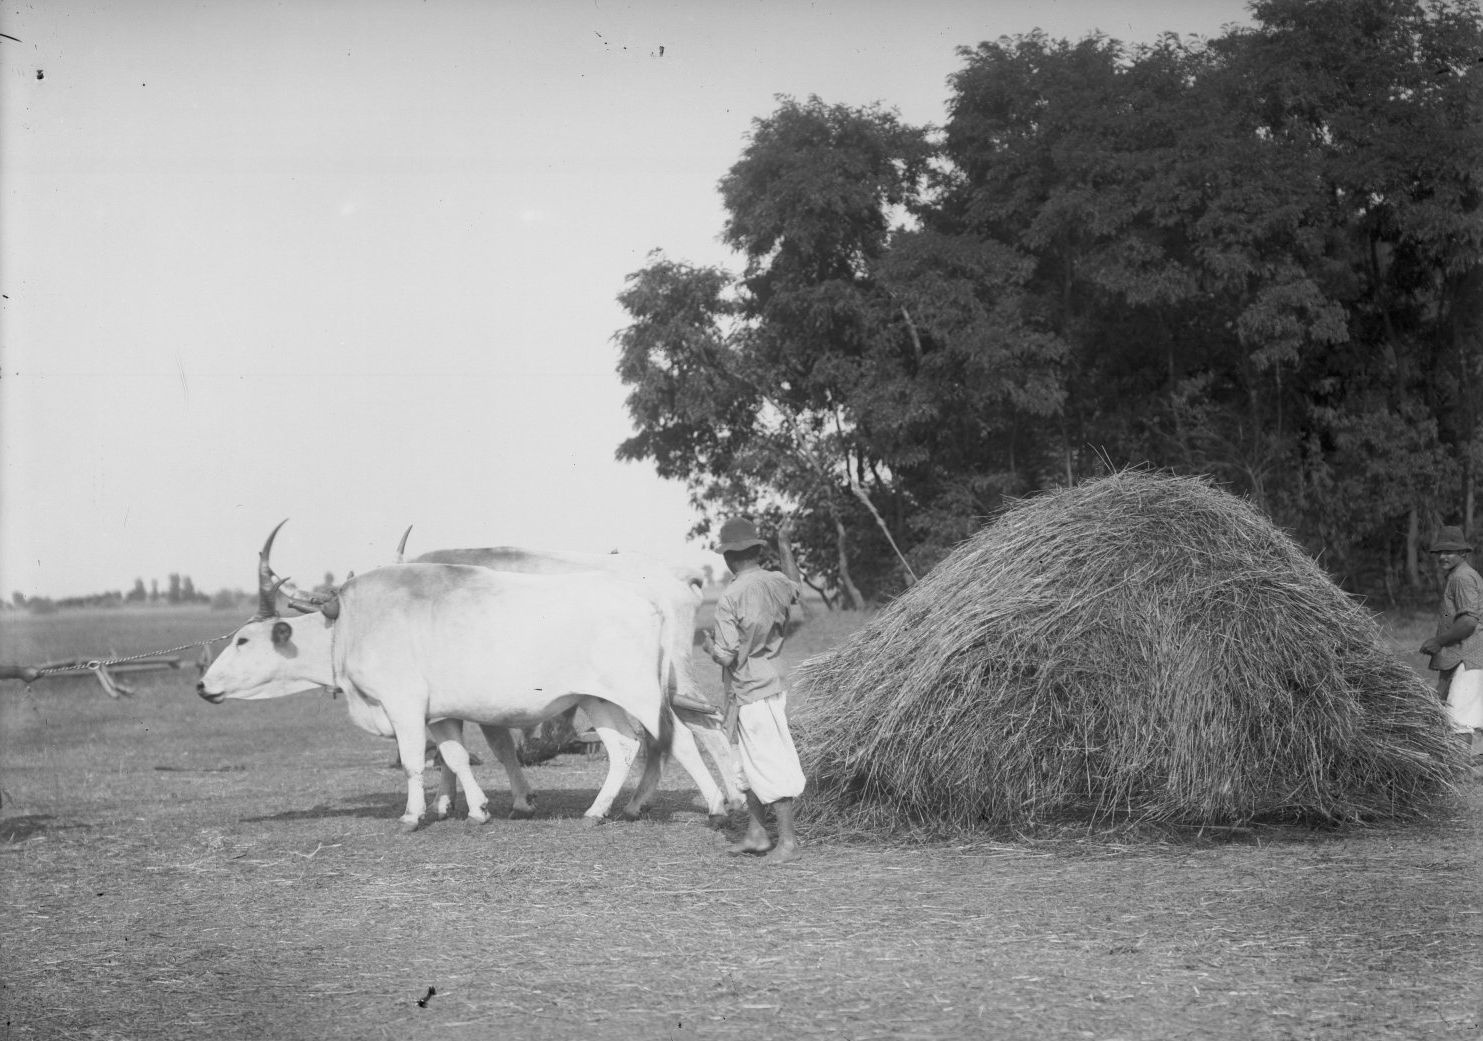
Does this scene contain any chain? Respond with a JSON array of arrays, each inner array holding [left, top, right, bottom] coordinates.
[[34, 625, 249, 677]]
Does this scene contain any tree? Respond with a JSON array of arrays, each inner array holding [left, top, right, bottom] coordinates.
[[720, 97, 941, 599], [868, 227, 1068, 565], [616, 2, 1482, 600], [126, 579, 147, 603], [614, 254, 874, 605], [618, 99, 939, 603], [1232, 0, 1483, 577], [937, 28, 1330, 501], [934, 1, 1481, 589]]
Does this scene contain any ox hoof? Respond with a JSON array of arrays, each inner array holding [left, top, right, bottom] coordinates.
[[467, 805, 491, 824], [707, 813, 730, 830], [619, 808, 646, 822], [579, 814, 607, 828], [398, 816, 426, 833], [508, 805, 536, 821]]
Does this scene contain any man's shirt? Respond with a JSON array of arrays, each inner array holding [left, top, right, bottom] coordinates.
[[1435, 561, 1483, 671], [711, 568, 802, 705]]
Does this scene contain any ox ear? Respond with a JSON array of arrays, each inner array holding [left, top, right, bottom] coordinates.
[[271, 620, 293, 647]]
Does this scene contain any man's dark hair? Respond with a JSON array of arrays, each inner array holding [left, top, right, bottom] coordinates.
[[724, 545, 764, 568]]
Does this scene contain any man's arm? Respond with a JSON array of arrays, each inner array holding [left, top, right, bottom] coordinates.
[[1422, 613, 1478, 656], [777, 518, 809, 628], [702, 596, 741, 668], [1423, 570, 1483, 656]]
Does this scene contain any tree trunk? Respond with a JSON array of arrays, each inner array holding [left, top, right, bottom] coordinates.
[[801, 575, 836, 610], [849, 479, 916, 585], [1406, 507, 1421, 591], [832, 512, 866, 610], [1466, 447, 1476, 539]]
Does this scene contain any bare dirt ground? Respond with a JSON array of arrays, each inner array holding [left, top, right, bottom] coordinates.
[[1, 604, 1479, 1040]]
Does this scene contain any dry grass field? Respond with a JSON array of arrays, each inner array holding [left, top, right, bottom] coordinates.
[[2, 601, 1480, 1040]]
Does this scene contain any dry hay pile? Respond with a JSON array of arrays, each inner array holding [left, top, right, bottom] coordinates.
[[794, 471, 1463, 833]]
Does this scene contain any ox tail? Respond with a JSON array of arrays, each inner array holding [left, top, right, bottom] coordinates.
[[646, 602, 677, 761], [653, 693, 675, 760]]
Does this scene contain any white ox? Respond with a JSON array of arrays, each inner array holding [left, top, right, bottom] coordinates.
[[198, 530, 730, 829], [398, 534, 744, 811]]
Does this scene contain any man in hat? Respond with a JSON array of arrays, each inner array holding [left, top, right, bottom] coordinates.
[[701, 515, 807, 864], [1419, 526, 1483, 750]]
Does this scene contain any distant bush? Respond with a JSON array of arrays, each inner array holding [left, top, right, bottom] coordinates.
[[211, 589, 247, 611], [53, 591, 125, 610]]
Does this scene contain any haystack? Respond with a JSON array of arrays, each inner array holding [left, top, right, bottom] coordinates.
[[793, 471, 1462, 832]]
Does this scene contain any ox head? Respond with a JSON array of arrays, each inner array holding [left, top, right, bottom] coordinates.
[[671, 564, 705, 601], [197, 521, 336, 704]]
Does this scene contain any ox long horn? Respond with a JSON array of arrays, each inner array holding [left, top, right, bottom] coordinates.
[[257, 519, 289, 619], [396, 525, 413, 564]]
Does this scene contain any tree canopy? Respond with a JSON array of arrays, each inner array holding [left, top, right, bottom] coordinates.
[[616, 0, 1482, 603]]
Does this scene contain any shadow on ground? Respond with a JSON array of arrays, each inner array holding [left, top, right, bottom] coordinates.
[[238, 786, 723, 826], [0, 814, 97, 843], [240, 792, 404, 823]]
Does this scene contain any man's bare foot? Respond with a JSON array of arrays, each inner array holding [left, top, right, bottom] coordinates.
[[762, 840, 800, 865], [727, 828, 772, 855]]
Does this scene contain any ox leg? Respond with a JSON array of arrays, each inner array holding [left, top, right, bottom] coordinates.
[[388, 717, 432, 829], [626, 741, 663, 820], [680, 711, 746, 813], [432, 756, 458, 821], [579, 700, 641, 820], [428, 721, 458, 821], [477, 725, 536, 819], [429, 719, 491, 823], [625, 708, 729, 824]]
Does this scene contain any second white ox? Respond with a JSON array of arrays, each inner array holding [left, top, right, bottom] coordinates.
[[200, 540, 730, 828], [398, 533, 745, 810]]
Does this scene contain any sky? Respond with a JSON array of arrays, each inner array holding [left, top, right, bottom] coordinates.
[[0, 0, 1255, 600]]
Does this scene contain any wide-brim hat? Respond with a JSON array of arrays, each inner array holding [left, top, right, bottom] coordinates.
[[1429, 526, 1473, 553], [717, 517, 767, 554]]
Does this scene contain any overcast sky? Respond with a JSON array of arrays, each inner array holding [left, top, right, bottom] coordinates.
[[0, 0, 1254, 599]]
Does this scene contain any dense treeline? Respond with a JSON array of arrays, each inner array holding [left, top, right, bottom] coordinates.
[[10, 576, 228, 614], [616, 0, 1482, 605]]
